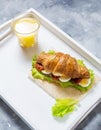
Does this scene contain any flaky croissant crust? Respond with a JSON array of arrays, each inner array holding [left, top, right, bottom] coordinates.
[[36, 52, 90, 79]]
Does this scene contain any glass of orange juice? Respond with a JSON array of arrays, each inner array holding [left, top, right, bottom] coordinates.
[[12, 13, 40, 48]]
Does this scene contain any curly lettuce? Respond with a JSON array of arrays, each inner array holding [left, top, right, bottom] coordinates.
[[52, 98, 78, 117]]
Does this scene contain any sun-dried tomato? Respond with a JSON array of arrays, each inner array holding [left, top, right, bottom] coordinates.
[[35, 63, 44, 71], [71, 78, 82, 84], [52, 75, 59, 80]]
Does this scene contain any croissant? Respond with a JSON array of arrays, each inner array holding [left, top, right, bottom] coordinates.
[[36, 52, 90, 79]]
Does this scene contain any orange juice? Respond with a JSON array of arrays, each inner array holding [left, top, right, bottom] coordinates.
[[13, 17, 40, 48]]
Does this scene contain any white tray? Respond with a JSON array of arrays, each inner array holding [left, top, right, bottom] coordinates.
[[0, 8, 101, 130]]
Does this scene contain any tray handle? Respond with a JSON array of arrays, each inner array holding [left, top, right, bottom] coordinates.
[[0, 28, 12, 41]]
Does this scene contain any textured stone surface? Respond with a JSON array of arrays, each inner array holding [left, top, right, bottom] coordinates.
[[0, 0, 101, 130], [0, 99, 32, 130]]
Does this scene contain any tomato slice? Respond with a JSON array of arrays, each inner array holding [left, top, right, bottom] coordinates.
[[52, 75, 59, 80], [35, 63, 44, 71], [71, 78, 82, 84]]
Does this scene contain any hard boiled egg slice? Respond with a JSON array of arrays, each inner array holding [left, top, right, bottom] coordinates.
[[59, 77, 71, 82], [41, 70, 51, 75], [52, 72, 63, 77], [78, 78, 91, 87]]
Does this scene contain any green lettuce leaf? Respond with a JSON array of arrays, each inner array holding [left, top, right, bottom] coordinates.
[[77, 59, 85, 66], [32, 67, 94, 91], [52, 98, 78, 117], [48, 50, 55, 54]]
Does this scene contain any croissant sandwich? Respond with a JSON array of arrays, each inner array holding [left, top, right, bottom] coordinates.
[[31, 51, 94, 92]]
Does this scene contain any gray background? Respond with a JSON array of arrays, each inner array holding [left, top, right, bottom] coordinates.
[[0, 0, 101, 130]]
